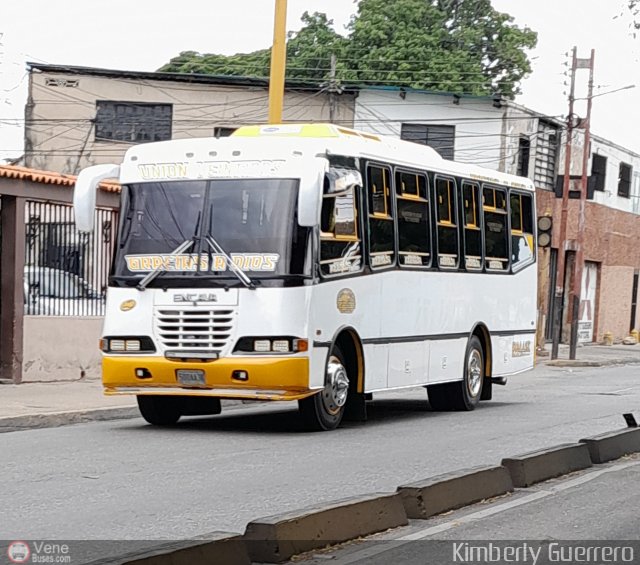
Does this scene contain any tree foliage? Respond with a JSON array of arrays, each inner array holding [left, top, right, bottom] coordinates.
[[158, 0, 537, 98]]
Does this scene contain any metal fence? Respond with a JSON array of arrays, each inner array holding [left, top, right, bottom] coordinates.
[[24, 201, 118, 316]]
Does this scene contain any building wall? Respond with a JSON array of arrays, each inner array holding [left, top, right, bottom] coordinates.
[[22, 316, 103, 382], [26, 69, 356, 174], [353, 89, 505, 170], [537, 189, 640, 342]]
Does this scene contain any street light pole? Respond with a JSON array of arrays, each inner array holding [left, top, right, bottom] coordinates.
[[268, 0, 288, 124]]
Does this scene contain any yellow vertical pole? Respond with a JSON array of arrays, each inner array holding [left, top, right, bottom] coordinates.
[[268, 0, 288, 124]]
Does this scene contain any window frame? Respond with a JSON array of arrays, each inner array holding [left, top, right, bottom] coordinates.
[[461, 180, 483, 272], [509, 190, 536, 273], [618, 162, 632, 198], [433, 174, 460, 270], [394, 168, 432, 269], [319, 171, 364, 279], [95, 100, 173, 144], [482, 183, 510, 273], [365, 162, 396, 271]]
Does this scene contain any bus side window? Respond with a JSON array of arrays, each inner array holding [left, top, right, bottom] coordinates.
[[482, 185, 509, 271], [320, 172, 362, 277], [366, 164, 395, 269], [461, 181, 482, 271], [434, 176, 459, 269], [395, 170, 430, 268], [510, 191, 535, 271]]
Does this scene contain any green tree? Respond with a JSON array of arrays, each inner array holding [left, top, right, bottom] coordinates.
[[159, 1, 537, 98]]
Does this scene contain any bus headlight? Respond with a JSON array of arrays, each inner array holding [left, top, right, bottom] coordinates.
[[102, 336, 156, 353], [234, 337, 308, 354]]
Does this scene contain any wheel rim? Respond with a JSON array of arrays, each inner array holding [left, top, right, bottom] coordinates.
[[467, 348, 483, 398], [321, 355, 349, 415]]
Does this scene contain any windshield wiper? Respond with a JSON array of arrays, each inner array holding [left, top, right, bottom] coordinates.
[[136, 211, 203, 291], [205, 235, 256, 290], [136, 239, 194, 291]]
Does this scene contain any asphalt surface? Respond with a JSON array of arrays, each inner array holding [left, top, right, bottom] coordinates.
[[300, 455, 640, 564], [2, 363, 640, 541]]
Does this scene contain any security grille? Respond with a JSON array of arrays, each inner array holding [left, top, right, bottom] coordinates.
[[24, 201, 117, 316], [155, 308, 235, 352]]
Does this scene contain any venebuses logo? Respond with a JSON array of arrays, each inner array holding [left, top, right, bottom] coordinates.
[[7, 541, 30, 563]]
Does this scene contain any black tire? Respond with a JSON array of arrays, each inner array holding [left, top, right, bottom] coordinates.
[[428, 336, 484, 411], [427, 381, 456, 411], [298, 345, 350, 431], [137, 395, 182, 426]]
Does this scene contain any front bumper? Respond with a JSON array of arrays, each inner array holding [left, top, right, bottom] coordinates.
[[102, 355, 315, 401]]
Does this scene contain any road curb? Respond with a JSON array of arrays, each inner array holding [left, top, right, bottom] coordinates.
[[397, 465, 514, 519], [545, 358, 640, 367], [243, 492, 408, 563], [0, 399, 255, 433], [0, 406, 139, 433], [501, 443, 593, 487], [579, 427, 640, 463], [84, 532, 249, 565]]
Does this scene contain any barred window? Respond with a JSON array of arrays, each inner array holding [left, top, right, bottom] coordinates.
[[95, 101, 172, 143]]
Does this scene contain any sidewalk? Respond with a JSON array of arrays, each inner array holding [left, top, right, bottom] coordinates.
[[539, 342, 640, 367], [3, 342, 640, 432], [0, 378, 137, 432]]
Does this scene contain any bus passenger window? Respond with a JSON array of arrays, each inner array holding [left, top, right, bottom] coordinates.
[[367, 165, 395, 269], [510, 192, 535, 271], [396, 171, 430, 267], [462, 181, 482, 271], [435, 176, 458, 268], [483, 186, 509, 271], [320, 170, 362, 277]]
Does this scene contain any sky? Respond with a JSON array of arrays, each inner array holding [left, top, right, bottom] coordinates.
[[2, 0, 640, 162]]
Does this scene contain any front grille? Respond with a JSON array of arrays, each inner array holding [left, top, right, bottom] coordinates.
[[155, 308, 235, 352]]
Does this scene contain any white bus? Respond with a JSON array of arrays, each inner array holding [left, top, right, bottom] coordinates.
[[74, 123, 537, 431]]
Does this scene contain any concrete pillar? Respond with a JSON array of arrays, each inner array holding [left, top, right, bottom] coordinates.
[[0, 196, 26, 383]]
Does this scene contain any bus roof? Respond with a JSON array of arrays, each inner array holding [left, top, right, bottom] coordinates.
[[121, 123, 534, 191]]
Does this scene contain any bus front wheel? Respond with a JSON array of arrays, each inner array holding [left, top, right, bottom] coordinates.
[[428, 336, 484, 411], [298, 346, 349, 431], [137, 395, 182, 426]]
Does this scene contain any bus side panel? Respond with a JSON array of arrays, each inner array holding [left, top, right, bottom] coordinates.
[[427, 339, 466, 385], [308, 276, 383, 390]]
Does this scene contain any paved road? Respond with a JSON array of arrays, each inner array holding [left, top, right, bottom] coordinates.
[[2, 363, 639, 540], [301, 454, 640, 564]]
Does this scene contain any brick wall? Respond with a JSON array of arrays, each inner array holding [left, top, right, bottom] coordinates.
[[537, 189, 640, 342]]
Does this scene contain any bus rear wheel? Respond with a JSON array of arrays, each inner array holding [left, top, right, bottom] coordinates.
[[137, 395, 182, 426], [428, 336, 484, 411], [298, 346, 349, 431]]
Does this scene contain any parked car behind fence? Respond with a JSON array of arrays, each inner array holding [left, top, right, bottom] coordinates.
[[24, 266, 106, 316]]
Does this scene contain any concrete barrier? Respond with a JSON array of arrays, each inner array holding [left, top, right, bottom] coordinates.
[[501, 443, 592, 488], [244, 492, 408, 563], [397, 465, 514, 519], [579, 427, 640, 464], [84, 533, 250, 565]]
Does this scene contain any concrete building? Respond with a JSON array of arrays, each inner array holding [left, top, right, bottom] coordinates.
[[24, 63, 356, 174]]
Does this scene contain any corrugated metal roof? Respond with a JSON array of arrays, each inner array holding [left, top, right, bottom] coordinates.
[[0, 165, 120, 193]]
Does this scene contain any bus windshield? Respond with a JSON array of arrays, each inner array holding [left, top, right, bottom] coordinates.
[[111, 179, 311, 287]]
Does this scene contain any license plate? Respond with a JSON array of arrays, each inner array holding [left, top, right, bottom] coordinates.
[[176, 369, 206, 387]]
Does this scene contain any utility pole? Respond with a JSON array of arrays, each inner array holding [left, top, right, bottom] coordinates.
[[551, 47, 577, 360], [268, 0, 288, 124], [328, 54, 337, 123], [568, 49, 595, 359], [550, 47, 595, 360]]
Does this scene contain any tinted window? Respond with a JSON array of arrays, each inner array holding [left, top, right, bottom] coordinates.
[[483, 186, 509, 271], [367, 165, 395, 269], [435, 176, 458, 268], [396, 171, 430, 267]]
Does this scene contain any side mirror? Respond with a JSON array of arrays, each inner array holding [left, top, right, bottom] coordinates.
[[74, 164, 120, 232]]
